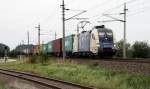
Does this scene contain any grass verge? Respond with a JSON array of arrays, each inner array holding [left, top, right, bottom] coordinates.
[[0, 80, 6, 89], [0, 59, 150, 89]]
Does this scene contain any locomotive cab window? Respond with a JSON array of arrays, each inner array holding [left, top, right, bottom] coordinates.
[[99, 32, 105, 37], [106, 32, 113, 37]]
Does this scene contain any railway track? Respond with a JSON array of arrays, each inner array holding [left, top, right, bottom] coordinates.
[[69, 57, 150, 64], [98, 58, 150, 64], [68, 58, 150, 76], [0, 68, 94, 89]]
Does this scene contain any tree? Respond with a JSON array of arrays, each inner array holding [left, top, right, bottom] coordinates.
[[0, 43, 10, 57], [132, 41, 150, 58], [115, 40, 131, 58]]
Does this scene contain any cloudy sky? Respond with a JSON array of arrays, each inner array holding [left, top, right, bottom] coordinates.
[[0, 0, 150, 49]]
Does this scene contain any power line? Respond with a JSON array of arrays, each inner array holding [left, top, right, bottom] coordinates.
[[103, 0, 141, 13], [128, 6, 150, 17], [103, 4, 124, 14], [126, 0, 140, 4], [89, 3, 124, 20], [65, 10, 87, 21], [66, 0, 75, 5], [87, 0, 122, 19], [87, 0, 112, 11], [89, 0, 140, 21], [128, 2, 150, 11]]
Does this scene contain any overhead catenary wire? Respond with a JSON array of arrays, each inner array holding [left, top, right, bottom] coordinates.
[[127, 0, 150, 10], [88, 0, 141, 21], [125, 0, 150, 16], [102, 0, 138, 14], [86, 1, 122, 18], [104, 0, 141, 13], [65, 0, 76, 5], [39, 6, 61, 28], [128, 6, 150, 17], [66, 0, 119, 21], [87, 0, 113, 11], [89, 3, 125, 20]]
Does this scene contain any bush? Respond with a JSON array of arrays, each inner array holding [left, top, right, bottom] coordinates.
[[38, 52, 49, 65], [132, 41, 150, 58], [27, 53, 49, 65], [27, 55, 38, 64]]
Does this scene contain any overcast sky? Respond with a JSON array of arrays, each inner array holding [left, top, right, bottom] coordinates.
[[0, 0, 150, 50]]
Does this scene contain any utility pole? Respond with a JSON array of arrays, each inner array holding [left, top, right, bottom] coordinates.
[[123, 3, 127, 59], [61, 0, 66, 60], [120, 3, 128, 59], [60, 0, 87, 59], [35, 24, 41, 53]]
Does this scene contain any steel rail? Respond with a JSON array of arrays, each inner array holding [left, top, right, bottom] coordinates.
[[0, 68, 94, 89]]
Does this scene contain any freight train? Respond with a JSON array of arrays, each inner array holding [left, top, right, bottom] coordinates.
[[37, 25, 117, 58]]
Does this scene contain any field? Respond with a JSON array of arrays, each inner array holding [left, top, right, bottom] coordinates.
[[0, 58, 150, 89]]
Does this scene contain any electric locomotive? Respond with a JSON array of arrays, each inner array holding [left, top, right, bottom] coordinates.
[[96, 25, 116, 57], [75, 25, 116, 57]]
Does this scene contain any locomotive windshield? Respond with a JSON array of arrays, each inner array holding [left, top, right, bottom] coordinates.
[[106, 32, 113, 37], [99, 31, 113, 43], [99, 32, 105, 37]]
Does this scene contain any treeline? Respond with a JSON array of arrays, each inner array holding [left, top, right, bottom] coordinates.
[[115, 40, 150, 58]]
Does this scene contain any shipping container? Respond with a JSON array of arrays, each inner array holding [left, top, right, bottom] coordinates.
[[53, 38, 62, 56], [47, 41, 53, 53], [65, 35, 74, 52], [42, 44, 48, 53], [79, 31, 91, 52], [65, 35, 75, 56]]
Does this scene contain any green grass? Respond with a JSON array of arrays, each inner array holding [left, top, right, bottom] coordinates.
[[0, 59, 150, 89], [0, 81, 6, 89]]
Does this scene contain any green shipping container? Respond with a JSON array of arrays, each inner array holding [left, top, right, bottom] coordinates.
[[42, 44, 48, 53], [47, 41, 53, 53], [65, 35, 74, 52]]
